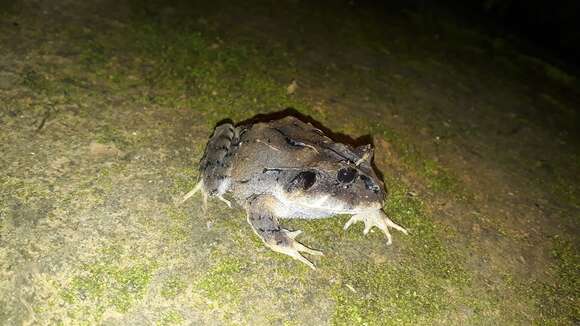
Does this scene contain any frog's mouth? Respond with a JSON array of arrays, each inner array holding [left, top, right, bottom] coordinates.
[[271, 167, 385, 215], [279, 192, 383, 215]]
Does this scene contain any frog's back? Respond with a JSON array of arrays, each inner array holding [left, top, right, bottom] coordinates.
[[229, 118, 323, 187]]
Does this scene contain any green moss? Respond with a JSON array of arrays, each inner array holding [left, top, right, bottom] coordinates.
[[62, 261, 155, 314], [385, 180, 465, 279], [0, 176, 51, 203], [172, 167, 201, 196], [552, 174, 580, 209], [161, 276, 187, 299], [0, 1, 17, 14], [82, 18, 309, 127], [94, 125, 127, 146], [332, 263, 447, 325], [79, 39, 108, 68], [536, 237, 579, 324], [195, 258, 244, 303], [370, 125, 460, 195], [164, 207, 191, 242], [422, 159, 459, 194], [98, 244, 124, 262], [62, 271, 105, 304], [20, 68, 48, 91], [158, 310, 185, 326], [111, 264, 154, 312], [56, 163, 120, 210], [328, 174, 469, 324], [542, 64, 575, 87]]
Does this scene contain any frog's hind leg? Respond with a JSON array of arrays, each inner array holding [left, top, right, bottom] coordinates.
[[246, 195, 323, 269], [181, 123, 239, 209], [179, 180, 207, 209]]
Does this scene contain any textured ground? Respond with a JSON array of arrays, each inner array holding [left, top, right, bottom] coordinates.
[[0, 0, 578, 325]]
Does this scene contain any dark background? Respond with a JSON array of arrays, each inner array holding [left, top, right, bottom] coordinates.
[[358, 0, 580, 74]]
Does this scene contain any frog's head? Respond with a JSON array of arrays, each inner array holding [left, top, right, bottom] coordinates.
[[281, 144, 386, 214]]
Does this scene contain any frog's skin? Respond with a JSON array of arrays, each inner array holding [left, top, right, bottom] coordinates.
[[182, 116, 407, 269]]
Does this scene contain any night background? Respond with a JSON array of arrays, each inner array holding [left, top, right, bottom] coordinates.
[[0, 0, 578, 324]]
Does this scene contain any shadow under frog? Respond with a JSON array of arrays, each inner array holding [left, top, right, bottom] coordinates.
[[181, 110, 407, 269]]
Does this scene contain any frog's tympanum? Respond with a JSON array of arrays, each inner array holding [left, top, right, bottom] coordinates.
[[182, 116, 407, 269]]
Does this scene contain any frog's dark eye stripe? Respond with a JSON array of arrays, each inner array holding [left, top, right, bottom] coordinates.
[[287, 137, 307, 147], [273, 128, 306, 148], [272, 127, 319, 153], [263, 168, 282, 174]]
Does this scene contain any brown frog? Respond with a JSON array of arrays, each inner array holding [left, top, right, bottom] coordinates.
[[182, 116, 407, 269]]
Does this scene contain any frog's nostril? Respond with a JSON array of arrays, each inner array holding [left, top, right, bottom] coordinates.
[[359, 175, 380, 193]]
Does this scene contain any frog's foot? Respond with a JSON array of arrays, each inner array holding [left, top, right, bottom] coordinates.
[[247, 195, 323, 269], [344, 210, 408, 245], [179, 180, 232, 210], [179, 180, 207, 210], [266, 229, 323, 270], [217, 195, 232, 208]]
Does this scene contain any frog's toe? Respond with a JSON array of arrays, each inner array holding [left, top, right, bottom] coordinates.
[[344, 210, 407, 245], [179, 180, 203, 205], [269, 234, 323, 270], [283, 230, 324, 257], [179, 181, 208, 211], [218, 195, 232, 208]]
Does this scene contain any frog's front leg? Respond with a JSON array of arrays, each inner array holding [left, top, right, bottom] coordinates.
[[246, 195, 323, 269], [344, 209, 408, 245]]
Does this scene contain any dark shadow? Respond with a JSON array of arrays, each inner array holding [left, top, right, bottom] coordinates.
[[236, 107, 374, 148], [214, 118, 234, 128]]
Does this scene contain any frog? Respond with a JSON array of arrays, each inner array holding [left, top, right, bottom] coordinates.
[[181, 116, 407, 269]]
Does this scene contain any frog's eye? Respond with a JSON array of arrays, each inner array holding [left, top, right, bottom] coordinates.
[[287, 171, 317, 191], [337, 168, 357, 183]]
